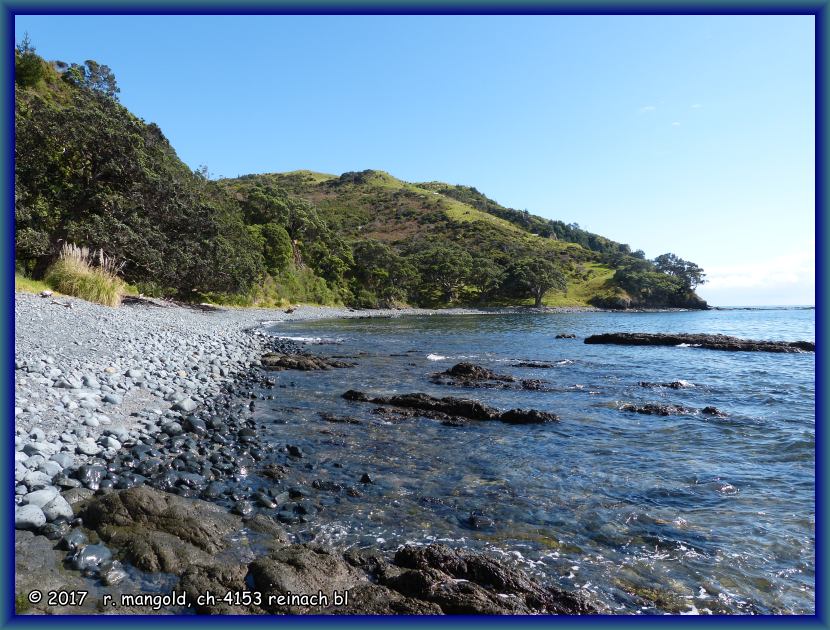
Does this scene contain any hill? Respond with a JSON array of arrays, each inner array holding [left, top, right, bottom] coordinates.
[[220, 169, 707, 309], [14, 43, 707, 310]]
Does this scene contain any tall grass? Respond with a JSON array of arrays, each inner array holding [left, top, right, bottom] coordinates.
[[45, 243, 126, 307]]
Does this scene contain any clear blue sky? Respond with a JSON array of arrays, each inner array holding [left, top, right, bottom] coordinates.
[[15, 15, 815, 306]]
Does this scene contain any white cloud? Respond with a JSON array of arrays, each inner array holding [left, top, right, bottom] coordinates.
[[704, 243, 815, 291], [691, 103, 703, 109], [671, 121, 681, 126], [639, 105, 656, 113]]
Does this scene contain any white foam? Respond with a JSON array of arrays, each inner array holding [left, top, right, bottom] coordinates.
[[426, 354, 447, 361]]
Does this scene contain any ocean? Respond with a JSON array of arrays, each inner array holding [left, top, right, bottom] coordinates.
[[254, 307, 815, 614]]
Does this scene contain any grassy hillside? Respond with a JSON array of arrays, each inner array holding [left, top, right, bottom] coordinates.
[[15, 43, 706, 310], [223, 169, 696, 308]]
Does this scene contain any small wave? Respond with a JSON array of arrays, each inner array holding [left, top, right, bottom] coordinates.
[[426, 353, 480, 361]]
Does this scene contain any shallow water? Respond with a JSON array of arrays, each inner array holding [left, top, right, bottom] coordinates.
[[256, 308, 815, 614]]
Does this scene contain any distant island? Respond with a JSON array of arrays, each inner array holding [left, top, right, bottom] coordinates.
[[14, 41, 707, 310]]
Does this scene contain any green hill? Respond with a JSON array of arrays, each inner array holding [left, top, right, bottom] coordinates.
[[14, 43, 707, 310]]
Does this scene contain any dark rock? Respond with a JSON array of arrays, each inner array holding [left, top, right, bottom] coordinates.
[[360, 473, 374, 484], [74, 464, 108, 491], [70, 543, 112, 575], [79, 486, 240, 556], [461, 513, 495, 530], [286, 444, 304, 458], [260, 463, 289, 480], [442, 362, 515, 382], [701, 406, 727, 417], [387, 544, 596, 614], [41, 521, 71, 541], [345, 390, 560, 426], [182, 417, 208, 436], [519, 379, 549, 391], [233, 500, 255, 517], [431, 362, 550, 392], [261, 353, 355, 371], [311, 479, 344, 492], [512, 361, 556, 368], [181, 563, 261, 614], [619, 403, 694, 416], [584, 332, 814, 353], [555, 334, 577, 339], [58, 528, 88, 552], [319, 412, 362, 425], [249, 544, 363, 613], [288, 487, 305, 499], [254, 492, 277, 509], [371, 393, 497, 421], [498, 409, 559, 424]]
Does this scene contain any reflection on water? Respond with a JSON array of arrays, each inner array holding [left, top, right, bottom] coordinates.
[[251, 309, 814, 614]]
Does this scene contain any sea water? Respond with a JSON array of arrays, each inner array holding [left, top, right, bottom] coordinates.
[[256, 307, 815, 614]]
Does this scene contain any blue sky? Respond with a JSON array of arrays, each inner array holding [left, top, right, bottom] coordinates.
[[15, 15, 815, 306]]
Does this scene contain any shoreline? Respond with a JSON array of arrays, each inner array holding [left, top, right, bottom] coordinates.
[[13, 291, 604, 615], [15, 291, 806, 614]]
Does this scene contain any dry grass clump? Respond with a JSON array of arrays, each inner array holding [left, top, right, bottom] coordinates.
[[45, 243, 126, 306]]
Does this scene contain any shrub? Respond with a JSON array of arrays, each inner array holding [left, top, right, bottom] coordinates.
[[45, 243, 125, 306]]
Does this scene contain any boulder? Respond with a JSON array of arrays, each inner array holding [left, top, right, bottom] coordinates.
[[15, 505, 46, 530]]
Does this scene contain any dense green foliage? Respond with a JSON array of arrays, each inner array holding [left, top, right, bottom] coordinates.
[[504, 258, 568, 307], [15, 53, 263, 297], [15, 47, 707, 310]]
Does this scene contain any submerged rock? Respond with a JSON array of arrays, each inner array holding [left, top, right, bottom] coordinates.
[[319, 412, 362, 425], [618, 402, 727, 417], [639, 380, 693, 389], [619, 403, 695, 416], [261, 353, 355, 371], [585, 332, 814, 353], [511, 361, 557, 369]]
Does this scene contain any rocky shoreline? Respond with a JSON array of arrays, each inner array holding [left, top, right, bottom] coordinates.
[[13, 292, 604, 615]]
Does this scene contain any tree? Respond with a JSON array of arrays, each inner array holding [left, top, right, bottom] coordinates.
[[15, 33, 46, 87], [506, 257, 567, 307], [350, 240, 416, 307], [411, 243, 473, 304], [248, 223, 293, 276], [654, 253, 706, 289], [468, 256, 506, 302], [62, 59, 120, 99]]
